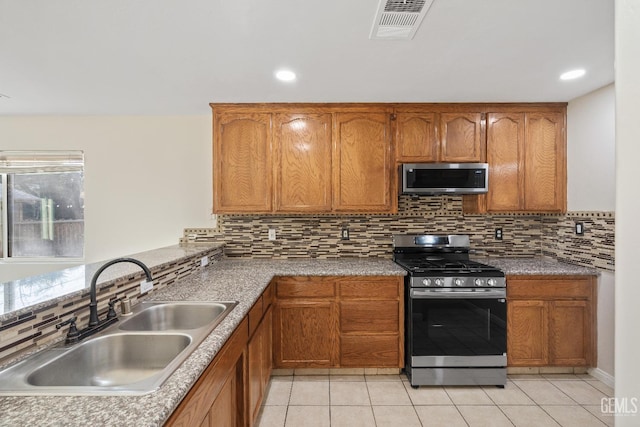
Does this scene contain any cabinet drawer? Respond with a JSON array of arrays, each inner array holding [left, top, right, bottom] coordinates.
[[339, 278, 400, 299], [340, 335, 399, 367], [277, 277, 335, 298], [340, 301, 399, 333], [507, 276, 595, 299]]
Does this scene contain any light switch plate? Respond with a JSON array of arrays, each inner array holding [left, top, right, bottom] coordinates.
[[140, 280, 154, 294], [268, 229, 276, 241], [201, 256, 209, 267]]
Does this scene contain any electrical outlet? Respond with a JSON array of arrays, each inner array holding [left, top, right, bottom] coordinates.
[[201, 256, 209, 267], [140, 280, 154, 294], [341, 228, 350, 240], [575, 222, 585, 235], [495, 228, 503, 240], [268, 228, 276, 241]]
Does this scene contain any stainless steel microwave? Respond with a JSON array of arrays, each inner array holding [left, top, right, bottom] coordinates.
[[400, 163, 489, 195]]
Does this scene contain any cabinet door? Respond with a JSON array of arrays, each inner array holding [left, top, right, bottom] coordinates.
[[207, 371, 236, 427], [395, 112, 438, 162], [214, 113, 272, 213], [274, 113, 332, 212], [523, 112, 566, 212], [549, 300, 592, 366], [333, 112, 394, 212], [486, 113, 524, 211], [273, 301, 337, 368], [261, 307, 273, 392], [439, 112, 483, 162], [507, 300, 548, 366], [247, 321, 264, 424]]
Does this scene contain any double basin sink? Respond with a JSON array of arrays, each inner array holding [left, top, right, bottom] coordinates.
[[0, 301, 237, 395]]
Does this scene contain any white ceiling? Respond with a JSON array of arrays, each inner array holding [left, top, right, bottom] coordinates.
[[0, 0, 614, 115]]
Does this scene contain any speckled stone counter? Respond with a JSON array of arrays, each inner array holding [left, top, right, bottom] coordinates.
[[0, 258, 406, 427], [474, 257, 599, 276]]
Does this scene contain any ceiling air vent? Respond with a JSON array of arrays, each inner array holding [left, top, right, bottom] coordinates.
[[370, 0, 435, 40]]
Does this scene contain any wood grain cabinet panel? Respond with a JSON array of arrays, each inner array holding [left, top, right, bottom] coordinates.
[[333, 112, 394, 212], [340, 301, 399, 333], [247, 306, 272, 425], [340, 335, 399, 367], [506, 275, 596, 368], [439, 112, 483, 162], [274, 113, 332, 212], [213, 113, 272, 213], [395, 112, 438, 162], [484, 110, 566, 213]]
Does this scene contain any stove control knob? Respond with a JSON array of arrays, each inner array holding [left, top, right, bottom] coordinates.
[[474, 278, 484, 287], [487, 279, 497, 287], [454, 278, 463, 287], [422, 278, 432, 286], [434, 278, 444, 287]]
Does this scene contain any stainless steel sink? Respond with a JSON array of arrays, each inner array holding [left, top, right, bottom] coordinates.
[[0, 300, 237, 395], [119, 302, 231, 331], [27, 334, 191, 387]]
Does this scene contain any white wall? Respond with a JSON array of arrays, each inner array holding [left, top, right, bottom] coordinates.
[[567, 84, 616, 380], [615, 0, 640, 423], [567, 84, 616, 211], [0, 115, 213, 282]]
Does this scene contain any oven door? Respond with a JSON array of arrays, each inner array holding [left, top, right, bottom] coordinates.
[[408, 288, 507, 367]]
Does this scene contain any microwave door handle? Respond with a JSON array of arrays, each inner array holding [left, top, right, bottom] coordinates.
[[410, 288, 506, 299]]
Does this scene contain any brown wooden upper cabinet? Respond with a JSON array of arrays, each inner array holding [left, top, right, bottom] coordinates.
[[213, 112, 272, 213], [212, 104, 396, 214], [333, 111, 394, 212], [395, 110, 484, 163], [274, 113, 332, 212], [486, 111, 566, 213]]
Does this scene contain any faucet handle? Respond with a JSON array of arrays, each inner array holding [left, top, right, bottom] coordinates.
[[56, 316, 80, 344], [107, 296, 123, 319]]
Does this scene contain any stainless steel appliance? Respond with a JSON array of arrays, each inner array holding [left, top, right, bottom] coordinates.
[[400, 163, 488, 195], [393, 234, 507, 387]]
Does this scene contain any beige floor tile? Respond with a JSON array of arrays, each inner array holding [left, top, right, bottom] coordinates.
[[284, 406, 330, 427], [444, 386, 494, 405], [263, 379, 293, 406], [330, 381, 371, 405], [583, 405, 615, 427], [288, 380, 329, 406], [330, 406, 376, 427], [457, 405, 514, 427], [367, 381, 412, 405], [508, 374, 545, 380], [414, 405, 467, 427], [255, 405, 287, 427], [483, 381, 536, 405], [586, 380, 615, 397], [501, 405, 561, 427], [365, 374, 403, 382], [329, 367, 365, 376], [550, 380, 609, 405], [542, 374, 585, 380], [402, 383, 453, 405], [294, 368, 329, 376], [293, 374, 329, 381], [330, 374, 366, 382], [513, 379, 576, 405], [542, 405, 608, 427], [372, 405, 422, 427]]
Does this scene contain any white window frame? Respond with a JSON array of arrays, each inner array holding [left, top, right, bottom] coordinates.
[[0, 151, 85, 263]]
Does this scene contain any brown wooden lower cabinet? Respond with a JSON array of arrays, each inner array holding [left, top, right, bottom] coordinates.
[[247, 306, 272, 425], [273, 276, 404, 369], [507, 275, 596, 367]]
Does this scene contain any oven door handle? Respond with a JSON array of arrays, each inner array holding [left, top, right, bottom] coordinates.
[[410, 288, 507, 299]]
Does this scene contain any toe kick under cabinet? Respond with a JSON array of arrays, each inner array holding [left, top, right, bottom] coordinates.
[[273, 276, 404, 369], [506, 275, 597, 368]]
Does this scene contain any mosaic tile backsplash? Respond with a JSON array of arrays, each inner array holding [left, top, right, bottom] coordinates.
[[189, 195, 614, 272]]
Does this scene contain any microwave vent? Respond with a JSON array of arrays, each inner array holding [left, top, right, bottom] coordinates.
[[370, 0, 435, 40]]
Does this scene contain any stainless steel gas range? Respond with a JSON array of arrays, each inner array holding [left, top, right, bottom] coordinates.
[[393, 234, 507, 387]]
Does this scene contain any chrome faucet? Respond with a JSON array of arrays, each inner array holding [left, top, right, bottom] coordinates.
[[58, 258, 153, 344], [88, 257, 153, 327]]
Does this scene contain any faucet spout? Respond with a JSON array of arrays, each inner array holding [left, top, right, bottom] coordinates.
[[88, 257, 153, 327]]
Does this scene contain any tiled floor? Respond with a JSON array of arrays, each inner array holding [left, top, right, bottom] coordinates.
[[255, 374, 615, 427]]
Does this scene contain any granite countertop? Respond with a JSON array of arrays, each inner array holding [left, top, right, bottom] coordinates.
[[0, 258, 406, 427], [474, 257, 599, 276]]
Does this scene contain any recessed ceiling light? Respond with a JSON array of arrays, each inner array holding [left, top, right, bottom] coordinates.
[[560, 69, 586, 80], [275, 69, 296, 82]]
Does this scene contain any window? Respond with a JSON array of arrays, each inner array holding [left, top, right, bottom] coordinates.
[[0, 151, 84, 260]]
